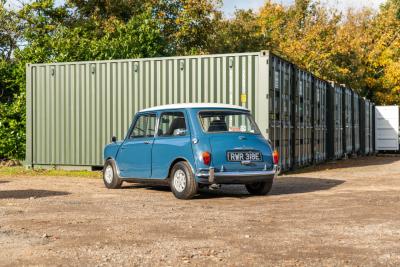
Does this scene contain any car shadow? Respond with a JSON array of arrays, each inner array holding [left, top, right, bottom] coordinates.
[[194, 186, 251, 199], [0, 189, 70, 199], [269, 177, 345, 195], [194, 177, 344, 199], [122, 177, 344, 199], [289, 156, 400, 175], [123, 184, 171, 192]]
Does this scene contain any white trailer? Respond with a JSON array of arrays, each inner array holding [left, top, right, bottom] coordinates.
[[375, 106, 399, 151]]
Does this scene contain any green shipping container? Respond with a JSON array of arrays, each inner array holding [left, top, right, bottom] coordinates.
[[26, 51, 273, 169], [26, 50, 334, 170]]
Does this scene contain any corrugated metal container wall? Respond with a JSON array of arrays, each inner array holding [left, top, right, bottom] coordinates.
[[343, 87, 353, 154], [367, 100, 372, 154], [360, 98, 366, 154], [352, 92, 360, 154], [360, 98, 371, 155], [25, 51, 373, 170], [370, 103, 375, 153], [375, 106, 399, 151], [294, 69, 313, 167], [26, 53, 267, 167], [327, 84, 343, 159], [313, 78, 327, 163], [268, 55, 294, 171]]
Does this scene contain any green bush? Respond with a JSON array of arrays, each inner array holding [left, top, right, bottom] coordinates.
[[0, 61, 25, 160]]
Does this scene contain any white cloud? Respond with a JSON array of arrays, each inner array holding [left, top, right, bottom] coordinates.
[[318, 0, 387, 12]]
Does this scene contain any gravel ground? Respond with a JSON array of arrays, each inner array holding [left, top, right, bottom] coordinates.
[[1, 156, 400, 266]]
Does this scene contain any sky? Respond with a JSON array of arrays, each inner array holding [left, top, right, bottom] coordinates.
[[6, 0, 388, 15], [223, 0, 387, 16]]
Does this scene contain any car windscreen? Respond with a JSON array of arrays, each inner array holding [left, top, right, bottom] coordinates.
[[198, 110, 261, 134]]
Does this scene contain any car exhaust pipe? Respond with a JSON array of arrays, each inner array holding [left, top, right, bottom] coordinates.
[[209, 184, 221, 190]]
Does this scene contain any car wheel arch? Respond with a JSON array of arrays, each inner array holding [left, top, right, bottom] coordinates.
[[104, 157, 116, 166], [104, 157, 122, 177], [168, 158, 195, 179]]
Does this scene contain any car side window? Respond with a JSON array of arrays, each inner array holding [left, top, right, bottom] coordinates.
[[130, 114, 156, 138], [158, 112, 187, 137]]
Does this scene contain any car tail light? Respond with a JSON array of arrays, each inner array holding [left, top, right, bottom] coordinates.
[[202, 151, 211, 165], [273, 150, 279, 165]]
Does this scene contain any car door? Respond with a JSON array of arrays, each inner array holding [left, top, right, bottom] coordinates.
[[117, 113, 157, 178], [151, 110, 193, 179]]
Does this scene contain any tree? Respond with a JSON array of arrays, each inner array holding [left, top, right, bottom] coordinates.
[[67, 0, 222, 55], [363, 0, 400, 104], [259, 0, 341, 79], [67, 0, 147, 22], [210, 9, 267, 54], [0, 1, 19, 61], [152, 0, 222, 55], [0, 60, 25, 160]]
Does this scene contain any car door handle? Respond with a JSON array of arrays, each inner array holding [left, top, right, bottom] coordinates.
[[144, 141, 151, 144]]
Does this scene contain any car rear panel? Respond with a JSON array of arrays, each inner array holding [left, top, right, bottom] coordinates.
[[208, 133, 273, 172]]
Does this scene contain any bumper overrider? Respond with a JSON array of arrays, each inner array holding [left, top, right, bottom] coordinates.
[[196, 165, 280, 184]]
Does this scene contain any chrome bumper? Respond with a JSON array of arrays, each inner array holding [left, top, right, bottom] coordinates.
[[196, 165, 280, 184]]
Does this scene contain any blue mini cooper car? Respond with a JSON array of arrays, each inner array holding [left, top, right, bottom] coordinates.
[[103, 103, 279, 199]]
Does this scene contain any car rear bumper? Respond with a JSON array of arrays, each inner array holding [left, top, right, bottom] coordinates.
[[196, 165, 280, 184]]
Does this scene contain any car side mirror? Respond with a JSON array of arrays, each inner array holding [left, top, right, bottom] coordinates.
[[111, 136, 117, 142], [173, 128, 187, 136]]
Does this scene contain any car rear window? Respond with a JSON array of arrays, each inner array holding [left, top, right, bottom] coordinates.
[[198, 111, 260, 134]]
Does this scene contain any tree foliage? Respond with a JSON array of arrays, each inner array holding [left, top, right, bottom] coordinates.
[[0, 61, 25, 159], [0, 0, 399, 159], [0, 2, 19, 61], [210, 9, 267, 54]]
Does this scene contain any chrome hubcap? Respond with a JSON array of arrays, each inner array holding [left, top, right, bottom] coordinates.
[[173, 169, 186, 192], [104, 165, 114, 184]]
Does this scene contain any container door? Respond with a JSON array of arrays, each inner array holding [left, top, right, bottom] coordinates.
[[375, 106, 399, 150], [117, 113, 156, 178]]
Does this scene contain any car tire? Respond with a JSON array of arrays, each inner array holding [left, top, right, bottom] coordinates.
[[170, 161, 198, 200], [245, 178, 274, 195], [103, 159, 123, 189]]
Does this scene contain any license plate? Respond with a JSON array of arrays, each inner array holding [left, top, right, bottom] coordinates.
[[227, 151, 262, 162]]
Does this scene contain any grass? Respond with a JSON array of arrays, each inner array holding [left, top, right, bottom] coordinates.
[[0, 166, 102, 178]]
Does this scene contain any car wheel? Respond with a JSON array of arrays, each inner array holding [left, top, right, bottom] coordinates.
[[170, 161, 198, 200], [103, 159, 123, 189], [245, 178, 274, 195]]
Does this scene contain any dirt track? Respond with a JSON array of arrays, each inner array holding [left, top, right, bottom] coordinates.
[[1, 156, 400, 266]]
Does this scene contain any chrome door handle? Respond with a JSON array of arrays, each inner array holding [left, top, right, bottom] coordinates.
[[144, 141, 151, 144]]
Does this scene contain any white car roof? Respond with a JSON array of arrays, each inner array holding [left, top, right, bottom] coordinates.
[[140, 103, 249, 112]]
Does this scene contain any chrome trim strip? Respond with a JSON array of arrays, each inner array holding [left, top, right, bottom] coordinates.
[[215, 170, 276, 177], [198, 165, 279, 178]]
